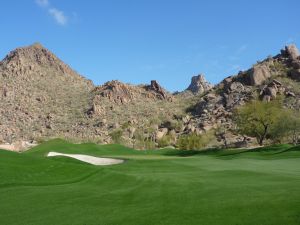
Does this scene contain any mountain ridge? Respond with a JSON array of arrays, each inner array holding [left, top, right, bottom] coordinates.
[[1, 43, 300, 150]]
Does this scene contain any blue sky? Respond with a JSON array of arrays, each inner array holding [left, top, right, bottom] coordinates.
[[0, 0, 299, 92]]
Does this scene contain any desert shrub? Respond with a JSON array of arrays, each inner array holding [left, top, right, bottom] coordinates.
[[121, 121, 131, 130], [176, 133, 212, 150], [158, 135, 172, 148], [109, 129, 123, 144], [144, 140, 156, 150]]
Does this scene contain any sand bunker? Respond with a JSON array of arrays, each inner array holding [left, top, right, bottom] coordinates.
[[47, 152, 124, 166]]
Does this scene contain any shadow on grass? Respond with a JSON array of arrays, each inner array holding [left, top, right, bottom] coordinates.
[[164, 148, 223, 157], [247, 144, 292, 153], [164, 144, 299, 158], [272, 145, 300, 154]]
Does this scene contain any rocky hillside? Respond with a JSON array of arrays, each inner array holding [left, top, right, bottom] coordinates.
[[184, 44, 300, 146], [0, 43, 299, 149], [0, 43, 94, 143], [86, 79, 187, 144], [0, 43, 189, 146]]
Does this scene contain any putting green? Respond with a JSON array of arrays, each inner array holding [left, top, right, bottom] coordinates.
[[0, 139, 299, 225]]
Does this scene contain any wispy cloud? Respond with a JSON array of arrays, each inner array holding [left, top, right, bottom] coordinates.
[[228, 44, 248, 61], [48, 8, 67, 25], [35, 0, 49, 7], [35, 0, 69, 26], [236, 44, 248, 55]]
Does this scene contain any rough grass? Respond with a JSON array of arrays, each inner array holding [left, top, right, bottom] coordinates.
[[0, 139, 300, 225]]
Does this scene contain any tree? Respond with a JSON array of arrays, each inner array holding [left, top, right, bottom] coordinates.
[[270, 109, 300, 145], [234, 100, 282, 146]]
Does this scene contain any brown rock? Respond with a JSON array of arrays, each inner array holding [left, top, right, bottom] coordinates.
[[229, 82, 244, 92], [146, 80, 172, 101], [249, 64, 271, 86], [186, 74, 213, 94], [265, 87, 277, 99], [155, 128, 168, 140], [285, 44, 300, 60]]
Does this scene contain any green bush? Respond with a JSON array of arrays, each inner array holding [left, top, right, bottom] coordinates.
[[176, 133, 212, 150]]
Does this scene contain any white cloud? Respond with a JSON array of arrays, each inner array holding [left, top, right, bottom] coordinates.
[[49, 8, 68, 25], [35, 0, 49, 7], [35, 0, 69, 26]]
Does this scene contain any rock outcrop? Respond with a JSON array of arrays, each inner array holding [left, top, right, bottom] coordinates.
[[183, 44, 300, 147], [146, 80, 173, 101], [282, 44, 300, 61], [186, 74, 213, 94], [92, 80, 135, 104]]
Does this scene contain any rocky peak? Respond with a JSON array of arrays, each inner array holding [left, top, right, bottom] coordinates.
[[146, 80, 173, 101], [0, 43, 85, 79], [186, 74, 213, 94], [3, 43, 54, 64], [281, 44, 300, 61]]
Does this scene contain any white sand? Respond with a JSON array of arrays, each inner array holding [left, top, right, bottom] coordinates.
[[47, 152, 124, 166]]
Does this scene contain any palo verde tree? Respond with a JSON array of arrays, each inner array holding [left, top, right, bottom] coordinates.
[[270, 109, 300, 145], [234, 99, 283, 146]]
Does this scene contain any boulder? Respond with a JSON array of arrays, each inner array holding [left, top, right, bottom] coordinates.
[[229, 82, 244, 92], [285, 44, 300, 61], [286, 91, 296, 97], [249, 64, 271, 86], [155, 128, 168, 140], [265, 86, 277, 99]]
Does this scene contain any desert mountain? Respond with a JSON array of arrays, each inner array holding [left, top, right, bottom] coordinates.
[[0, 43, 300, 149], [0, 43, 185, 145], [0, 43, 94, 142]]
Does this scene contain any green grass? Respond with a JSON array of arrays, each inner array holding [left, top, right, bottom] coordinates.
[[0, 139, 300, 225]]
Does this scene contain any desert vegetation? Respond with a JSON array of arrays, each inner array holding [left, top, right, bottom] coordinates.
[[234, 99, 300, 146]]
